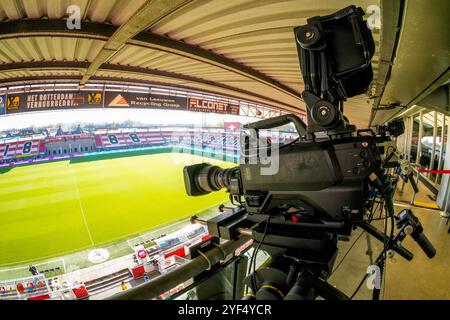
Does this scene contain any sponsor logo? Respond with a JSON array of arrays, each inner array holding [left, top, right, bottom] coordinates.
[[88, 93, 102, 105], [137, 249, 148, 260], [7, 96, 20, 110], [108, 94, 130, 107], [188, 98, 239, 115]]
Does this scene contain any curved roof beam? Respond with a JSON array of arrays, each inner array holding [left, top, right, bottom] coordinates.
[[80, 0, 192, 85]]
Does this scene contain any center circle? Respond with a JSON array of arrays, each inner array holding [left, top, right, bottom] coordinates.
[[88, 248, 110, 264]]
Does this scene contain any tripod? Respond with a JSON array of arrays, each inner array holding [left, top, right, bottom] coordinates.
[[241, 218, 421, 301], [243, 240, 351, 300]]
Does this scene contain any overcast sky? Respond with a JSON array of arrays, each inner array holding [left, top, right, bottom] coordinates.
[[0, 109, 256, 130]]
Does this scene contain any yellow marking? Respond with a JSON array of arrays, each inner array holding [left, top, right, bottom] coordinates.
[[413, 201, 439, 209], [261, 284, 285, 298]]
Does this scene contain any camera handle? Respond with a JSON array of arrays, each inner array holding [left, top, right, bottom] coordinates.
[[355, 221, 414, 261], [243, 114, 314, 141]]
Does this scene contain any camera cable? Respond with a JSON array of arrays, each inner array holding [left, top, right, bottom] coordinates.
[[330, 230, 365, 276], [249, 215, 272, 295]]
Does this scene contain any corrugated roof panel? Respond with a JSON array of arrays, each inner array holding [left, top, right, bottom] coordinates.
[[151, 0, 369, 43], [129, 52, 164, 69], [87, 0, 148, 25], [0, 68, 83, 79], [108, 0, 148, 25], [0, 0, 147, 24], [110, 45, 151, 66], [200, 27, 293, 50], [163, 61, 212, 73], [0, 48, 14, 64], [21, 37, 45, 61], [21, 0, 43, 19], [1, 38, 32, 61], [0, 0, 25, 20], [96, 69, 187, 84], [0, 37, 106, 63], [85, 0, 118, 23]]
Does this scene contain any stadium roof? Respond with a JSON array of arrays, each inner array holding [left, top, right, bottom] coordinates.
[[0, 0, 448, 127]]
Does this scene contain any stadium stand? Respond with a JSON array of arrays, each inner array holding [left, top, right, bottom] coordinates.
[[95, 129, 168, 149], [84, 269, 132, 296], [0, 275, 50, 300], [0, 126, 301, 167], [93, 128, 242, 153], [0, 135, 46, 163]]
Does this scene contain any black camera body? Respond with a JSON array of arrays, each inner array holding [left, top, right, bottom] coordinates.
[[183, 5, 380, 239], [184, 124, 382, 241], [240, 136, 380, 222], [182, 6, 435, 300]]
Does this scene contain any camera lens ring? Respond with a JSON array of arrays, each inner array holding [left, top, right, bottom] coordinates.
[[194, 165, 238, 194]]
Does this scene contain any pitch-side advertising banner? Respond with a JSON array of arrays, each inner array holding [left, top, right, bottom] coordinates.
[[104, 91, 187, 111], [1, 90, 242, 116], [5, 91, 103, 114], [188, 98, 240, 115]]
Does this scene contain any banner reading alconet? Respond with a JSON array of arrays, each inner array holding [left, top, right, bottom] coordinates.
[[104, 91, 187, 110], [5, 91, 103, 114], [187, 98, 240, 115]]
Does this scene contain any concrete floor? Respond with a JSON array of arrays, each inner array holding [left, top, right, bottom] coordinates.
[[328, 180, 450, 300]]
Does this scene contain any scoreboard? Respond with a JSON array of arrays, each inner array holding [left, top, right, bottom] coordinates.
[[0, 136, 44, 160]]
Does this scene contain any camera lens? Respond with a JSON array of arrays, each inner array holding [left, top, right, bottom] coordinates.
[[183, 163, 240, 196], [195, 165, 238, 194]]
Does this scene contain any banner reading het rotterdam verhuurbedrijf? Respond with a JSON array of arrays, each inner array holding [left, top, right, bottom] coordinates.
[[5, 91, 103, 114]]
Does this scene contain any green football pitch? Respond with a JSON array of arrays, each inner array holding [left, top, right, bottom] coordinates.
[[0, 152, 232, 266]]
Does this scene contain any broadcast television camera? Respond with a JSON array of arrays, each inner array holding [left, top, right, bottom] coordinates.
[[183, 6, 435, 300]]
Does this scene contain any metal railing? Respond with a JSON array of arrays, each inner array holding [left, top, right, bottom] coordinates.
[[111, 236, 251, 300]]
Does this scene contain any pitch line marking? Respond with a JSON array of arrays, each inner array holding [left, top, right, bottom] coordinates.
[[72, 172, 95, 247]]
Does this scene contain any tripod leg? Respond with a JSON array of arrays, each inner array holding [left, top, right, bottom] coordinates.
[[365, 233, 374, 265], [284, 276, 317, 300], [307, 273, 350, 300], [285, 270, 350, 300]]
